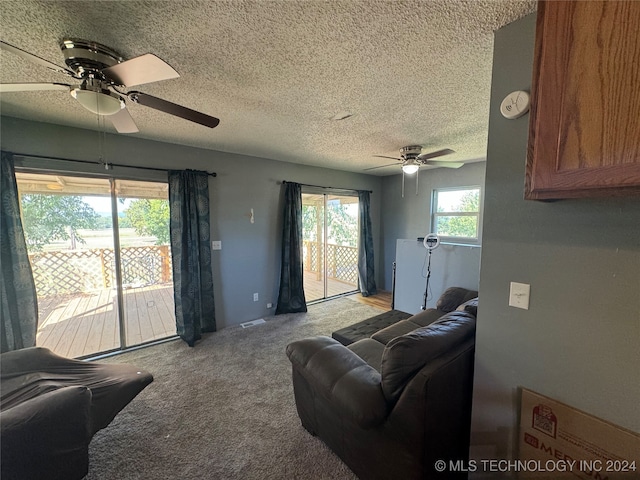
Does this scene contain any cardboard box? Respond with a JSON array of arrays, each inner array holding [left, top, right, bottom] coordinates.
[[518, 388, 639, 479]]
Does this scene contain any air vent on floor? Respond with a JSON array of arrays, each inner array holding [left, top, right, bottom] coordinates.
[[240, 319, 266, 328]]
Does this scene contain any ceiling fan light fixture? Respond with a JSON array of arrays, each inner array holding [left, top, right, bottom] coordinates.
[[71, 87, 124, 116], [402, 159, 420, 175]]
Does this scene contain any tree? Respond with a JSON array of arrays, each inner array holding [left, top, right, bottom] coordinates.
[[302, 202, 358, 246], [436, 190, 479, 238], [20, 194, 100, 251], [327, 202, 358, 246], [123, 199, 170, 245]]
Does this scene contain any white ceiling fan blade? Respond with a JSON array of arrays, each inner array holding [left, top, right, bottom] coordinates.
[[1, 40, 76, 77], [109, 107, 139, 133], [364, 162, 399, 171], [417, 148, 456, 161], [426, 161, 464, 169], [0, 82, 70, 93], [102, 54, 179, 87]]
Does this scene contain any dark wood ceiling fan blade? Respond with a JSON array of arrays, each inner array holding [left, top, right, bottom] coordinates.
[[0, 82, 70, 92], [109, 107, 139, 134], [373, 155, 402, 161], [364, 162, 399, 171], [102, 54, 179, 87], [417, 148, 455, 161], [1, 40, 76, 77], [128, 91, 220, 128]]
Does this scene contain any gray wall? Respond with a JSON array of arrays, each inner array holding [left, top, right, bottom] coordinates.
[[471, 12, 640, 466], [1, 116, 382, 329], [380, 162, 486, 290]]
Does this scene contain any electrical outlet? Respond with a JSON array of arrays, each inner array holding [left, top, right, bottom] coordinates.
[[266, 302, 273, 308], [211, 240, 222, 250], [253, 293, 259, 302]]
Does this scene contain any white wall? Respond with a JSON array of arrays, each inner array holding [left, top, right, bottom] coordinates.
[[394, 239, 481, 314], [471, 13, 640, 469], [1, 116, 383, 329]]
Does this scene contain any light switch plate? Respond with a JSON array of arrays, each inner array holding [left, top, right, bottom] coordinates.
[[509, 282, 530, 310], [211, 240, 222, 250]]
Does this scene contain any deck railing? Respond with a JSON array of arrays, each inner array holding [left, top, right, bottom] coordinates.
[[28, 245, 172, 296], [303, 240, 358, 285]]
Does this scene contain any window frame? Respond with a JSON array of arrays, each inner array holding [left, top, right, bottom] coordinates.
[[430, 185, 482, 244]]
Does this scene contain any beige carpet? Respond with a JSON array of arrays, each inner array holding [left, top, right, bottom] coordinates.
[[86, 298, 383, 479]]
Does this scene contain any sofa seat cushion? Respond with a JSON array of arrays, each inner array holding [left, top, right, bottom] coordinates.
[[381, 311, 476, 403], [348, 338, 386, 372], [332, 309, 412, 346]]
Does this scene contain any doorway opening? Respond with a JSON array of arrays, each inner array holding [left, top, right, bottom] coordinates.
[[16, 171, 175, 358], [302, 192, 359, 302]]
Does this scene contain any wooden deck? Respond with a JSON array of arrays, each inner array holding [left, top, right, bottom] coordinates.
[[303, 269, 393, 312], [36, 284, 176, 358], [303, 270, 358, 301], [34, 276, 391, 359]]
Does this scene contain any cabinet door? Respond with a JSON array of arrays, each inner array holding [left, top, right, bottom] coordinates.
[[526, 0, 640, 200]]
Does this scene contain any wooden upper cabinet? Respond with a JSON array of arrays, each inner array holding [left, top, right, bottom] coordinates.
[[526, 0, 640, 199]]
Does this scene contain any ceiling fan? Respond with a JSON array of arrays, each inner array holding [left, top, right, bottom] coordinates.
[[0, 39, 220, 134], [367, 145, 464, 197], [366, 145, 463, 174]]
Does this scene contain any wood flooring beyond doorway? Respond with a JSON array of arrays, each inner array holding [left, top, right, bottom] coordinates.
[[346, 290, 392, 311]]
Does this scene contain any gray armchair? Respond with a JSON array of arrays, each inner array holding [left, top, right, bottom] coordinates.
[[1, 347, 153, 480]]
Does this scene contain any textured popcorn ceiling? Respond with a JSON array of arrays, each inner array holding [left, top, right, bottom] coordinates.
[[0, 0, 536, 175]]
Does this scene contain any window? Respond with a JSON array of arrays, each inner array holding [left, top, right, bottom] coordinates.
[[431, 186, 481, 242]]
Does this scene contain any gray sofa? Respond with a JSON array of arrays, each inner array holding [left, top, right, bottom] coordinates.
[[1, 347, 153, 480], [331, 286, 478, 346], [286, 290, 478, 479]]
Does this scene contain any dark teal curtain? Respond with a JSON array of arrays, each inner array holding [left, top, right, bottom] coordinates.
[[276, 182, 307, 314], [357, 190, 377, 297], [168, 170, 216, 347], [1, 152, 39, 352]]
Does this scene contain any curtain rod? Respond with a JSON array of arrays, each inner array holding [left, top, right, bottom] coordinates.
[[282, 180, 371, 193], [8, 152, 217, 177]]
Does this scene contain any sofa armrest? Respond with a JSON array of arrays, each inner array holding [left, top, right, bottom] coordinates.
[[286, 336, 389, 428]]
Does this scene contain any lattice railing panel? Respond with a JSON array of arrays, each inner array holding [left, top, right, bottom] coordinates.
[[30, 250, 104, 296], [29, 245, 172, 297], [303, 241, 357, 285], [116, 245, 172, 288], [330, 244, 358, 285]]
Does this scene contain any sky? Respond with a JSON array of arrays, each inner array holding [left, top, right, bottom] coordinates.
[[82, 196, 132, 216]]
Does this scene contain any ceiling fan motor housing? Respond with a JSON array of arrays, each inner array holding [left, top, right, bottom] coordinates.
[[400, 145, 423, 158], [61, 38, 123, 80]]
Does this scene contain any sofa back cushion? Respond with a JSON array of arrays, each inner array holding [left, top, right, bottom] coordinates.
[[380, 311, 476, 404], [456, 297, 479, 316], [436, 287, 478, 313]]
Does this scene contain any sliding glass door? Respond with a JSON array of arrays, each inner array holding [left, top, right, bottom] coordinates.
[[115, 180, 175, 347], [302, 192, 359, 301], [15, 172, 175, 358]]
